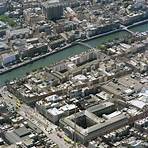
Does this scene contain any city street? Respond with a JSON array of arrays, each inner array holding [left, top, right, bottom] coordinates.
[[0, 87, 73, 148]]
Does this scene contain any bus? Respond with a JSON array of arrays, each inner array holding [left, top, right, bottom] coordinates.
[[64, 136, 71, 144]]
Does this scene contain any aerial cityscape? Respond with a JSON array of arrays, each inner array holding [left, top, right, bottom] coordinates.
[[0, 0, 148, 148]]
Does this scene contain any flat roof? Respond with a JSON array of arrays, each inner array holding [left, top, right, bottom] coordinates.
[[129, 100, 146, 109], [87, 102, 114, 113], [14, 126, 31, 137], [5, 131, 21, 144]]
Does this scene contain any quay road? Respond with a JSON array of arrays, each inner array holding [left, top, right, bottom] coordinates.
[[0, 87, 77, 148], [0, 21, 148, 86]]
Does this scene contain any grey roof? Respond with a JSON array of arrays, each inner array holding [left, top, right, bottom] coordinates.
[[5, 131, 21, 144], [10, 28, 30, 37], [27, 120, 42, 134], [87, 114, 128, 134], [87, 102, 114, 113], [42, 0, 79, 8], [14, 126, 31, 137]]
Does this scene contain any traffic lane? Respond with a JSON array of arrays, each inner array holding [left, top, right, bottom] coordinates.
[[0, 88, 75, 148], [48, 132, 71, 148]]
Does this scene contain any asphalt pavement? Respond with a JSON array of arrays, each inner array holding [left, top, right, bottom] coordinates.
[[0, 86, 75, 148]]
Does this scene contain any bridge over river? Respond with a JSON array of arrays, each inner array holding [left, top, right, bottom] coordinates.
[[0, 21, 148, 86]]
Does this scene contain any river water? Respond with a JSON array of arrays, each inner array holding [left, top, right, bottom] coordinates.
[[0, 22, 148, 85]]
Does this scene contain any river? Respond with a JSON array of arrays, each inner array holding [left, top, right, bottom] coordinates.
[[0, 22, 148, 85]]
